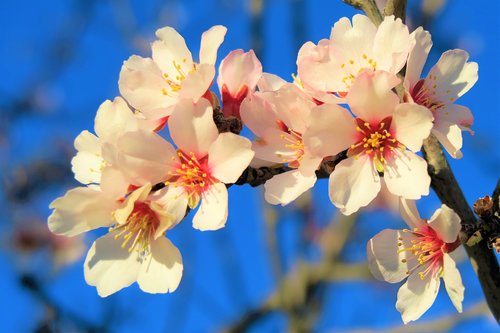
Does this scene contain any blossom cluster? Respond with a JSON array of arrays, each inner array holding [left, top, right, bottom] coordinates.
[[48, 14, 477, 323]]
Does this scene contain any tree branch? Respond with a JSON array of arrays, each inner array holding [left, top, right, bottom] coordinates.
[[342, 0, 383, 25]]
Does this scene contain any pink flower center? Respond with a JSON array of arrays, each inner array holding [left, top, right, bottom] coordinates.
[[398, 226, 445, 280], [111, 202, 159, 255], [276, 120, 304, 168], [411, 78, 454, 112], [169, 150, 217, 208], [348, 117, 404, 172]]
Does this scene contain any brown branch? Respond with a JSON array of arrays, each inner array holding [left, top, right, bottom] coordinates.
[[382, 0, 407, 21]]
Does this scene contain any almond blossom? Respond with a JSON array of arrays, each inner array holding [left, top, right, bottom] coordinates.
[[405, 27, 478, 158], [71, 97, 145, 185], [240, 84, 324, 205], [49, 176, 187, 296], [367, 199, 464, 323], [297, 14, 413, 101], [303, 71, 433, 215], [119, 25, 227, 129], [217, 49, 262, 118]]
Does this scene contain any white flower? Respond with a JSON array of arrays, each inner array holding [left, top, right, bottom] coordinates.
[[405, 27, 478, 158], [367, 199, 464, 323]]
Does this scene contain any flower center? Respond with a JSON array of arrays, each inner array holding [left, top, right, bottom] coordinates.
[[398, 227, 444, 280], [161, 59, 196, 96], [339, 54, 378, 91], [411, 78, 455, 112], [276, 120, 304, 168], [168, 150, 216, 208], [110, 202, 159, 256], [348, 117, 403, 172]]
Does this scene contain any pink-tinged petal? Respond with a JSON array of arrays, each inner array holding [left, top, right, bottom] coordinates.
[[169, 98, 219, 156], [303, 103, 357, 157], [257, 72, 287, 92], [264, 169, 317, 206], [384, 150, 430, 200], [426, 49, 478, 100], [367, 229, 419, 283], [192, 183, 228, 231], [372, 15, 412, 73], [297, 40, 341, 92], [442, 253, 464, 313], [94, 97, 139, 141], [391, 103, 433, 152], [428, 204, 461, 243], [118, 55, 173, 113], [433, 104, 473, 158], [405, 27, 432, 88], [347, 71, 400, 122], [328, 155, 381, 215], [299, 153, 323, 176], [137, 237, 183, 294], [48, 187, 116, 237], [72, 131, 102, 184], [152, 27, 193, 75], [396, 266, 440, 324], [84, 232, 142, 297], [179, 63, 215, 102], [199, 25, 227, 65], [217, 49, 262, 96], [240, 93, 279, 138], [272, 84, 315, 134], [104, 130, 175, 185], [100, 166, 130, 200], [208, 132, 254, 184], [399, 198, 426, 229]]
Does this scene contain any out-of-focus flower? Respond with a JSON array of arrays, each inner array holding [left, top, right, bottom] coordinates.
[[240, 84, 324, 205], [217, 49, 262, 118], [367, 199, 464, 324], [304, 71, 433, 215], [405, 28, 478, 158], [297, 14, 412, 101], [49, 181, 187, 296], [119, 25, 227, 130]]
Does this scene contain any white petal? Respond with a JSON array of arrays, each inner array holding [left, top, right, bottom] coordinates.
[[372, 15, 412, 74], [208, 133, 254, 184], [118, 55, 174, 113], [442, 253, 464, 313], [303, 103, 357, 157], [84, 232, 142, 297], [328, 155, 381, 215], [153, 26, 193, 75], [94, 97, 139, 141], [264, 169, 317, 206], [240, 93, 279, 138], [428, 204, 461, 243], [71, 131, 103, 184], [391, 103, 433, 152], [192, 183, 228, 231], [432, 125, 463, 159], [48, 187, 115, 237], [169, 98, 218, 156], [106, 130, 176, 185], [150, 186, 189, 238], [426, 49, 478, 100], [137, 237, 183, 294], [113, 183, 152, 225], [347, 71, 400, 122], [399, 198, 425, 229], [384, 150, 430, 200], [367, 229, 418, 283], [405, 27, 432, 88], [257, 72, 287, 91], [396, 267, 441, 324], [199, 25, 227, 65], [178, 63, 215, 102]]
